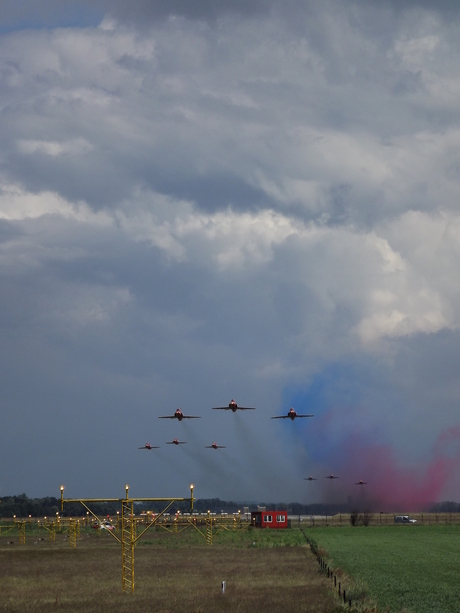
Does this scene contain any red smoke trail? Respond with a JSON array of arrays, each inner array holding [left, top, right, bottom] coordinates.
[[321, 426, 460, 511]]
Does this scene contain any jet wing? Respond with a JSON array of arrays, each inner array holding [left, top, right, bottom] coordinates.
[[271, 415, 289, 419], [181, 415, 201, 419], [212, 406, 255, 410], [158, 415, 175, 419], [297, 414, 314, 418]]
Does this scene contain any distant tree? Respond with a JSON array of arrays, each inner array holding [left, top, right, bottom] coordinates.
[[350, 509, 359, 526], [362, 510, 373, 526]]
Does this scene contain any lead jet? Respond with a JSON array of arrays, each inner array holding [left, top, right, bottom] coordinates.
[[166, 438, 187, 445], [138, 443, 160, 450], [212, 399, 255, 412], [354, 480, 367, 486], [271, 408, 314, 421], [325, 474, 339, 480], [158, 408, 201, 421], [304, 476, 318, 481], [205, 442, 226, 449]]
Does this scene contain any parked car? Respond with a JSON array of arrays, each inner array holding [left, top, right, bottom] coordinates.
[[92, 520, 115, 530], [395, 515, 417, 524]]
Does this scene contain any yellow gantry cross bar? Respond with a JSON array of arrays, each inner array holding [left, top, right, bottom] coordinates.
[[59, 484, 195, 593]]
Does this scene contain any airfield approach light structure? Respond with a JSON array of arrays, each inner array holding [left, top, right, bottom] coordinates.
[[59, 484, 196, 593], [190, 484, 195, 511]]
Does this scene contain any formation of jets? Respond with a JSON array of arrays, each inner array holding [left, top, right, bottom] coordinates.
[[304, 475, 368, 485], [137, 398, 368, 486], [139, 400, 315, 451]]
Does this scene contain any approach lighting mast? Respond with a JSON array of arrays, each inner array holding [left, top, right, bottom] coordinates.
[[60, 483, 195, 592]]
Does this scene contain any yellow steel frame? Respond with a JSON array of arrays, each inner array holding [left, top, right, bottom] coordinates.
[[206, 514, 213, 545], [121, 500, 134, 592], [69, 519, 77, 547], [165, 511, 245, 544], [40, 518, 56, 540], [19, 521, 26, 545], [59, 484, 195, 593]]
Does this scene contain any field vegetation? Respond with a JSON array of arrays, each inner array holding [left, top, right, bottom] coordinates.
[[0, 526, 342, 613], [306, 524, 460, 613]]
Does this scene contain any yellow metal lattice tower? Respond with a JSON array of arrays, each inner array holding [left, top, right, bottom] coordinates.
[[121, 499, 135, 593], [60, 483, 195, 593], [206, 512, 213, 545], [69, 519, 77, 547], [19, 521, 26, 545]]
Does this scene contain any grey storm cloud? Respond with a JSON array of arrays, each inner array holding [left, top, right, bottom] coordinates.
[[1, 0, 460, 504], [2, 0, 460, 29]]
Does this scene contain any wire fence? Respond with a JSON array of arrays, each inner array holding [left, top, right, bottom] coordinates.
[[290, 512, 460, 527]]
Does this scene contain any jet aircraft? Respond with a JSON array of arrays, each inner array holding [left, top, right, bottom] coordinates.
[[325, 474, 339, 479], [205, 442, 226, 449], [138, 443, 160, 450], [166, 438, 187, 445], [212, 399, 255, 412], [355, 480, 367, 485], [271, 408, 314, 420], [304, 476, 318, 481], [159, 408, 201, 421]]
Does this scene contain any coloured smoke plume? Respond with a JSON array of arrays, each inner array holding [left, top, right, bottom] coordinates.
[[312, 425, 460, 511]]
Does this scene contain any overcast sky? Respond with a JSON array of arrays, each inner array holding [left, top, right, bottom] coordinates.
[[1, 0, 460, 510]]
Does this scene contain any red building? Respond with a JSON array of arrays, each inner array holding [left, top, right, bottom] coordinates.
[[250, 510, 288, 529]]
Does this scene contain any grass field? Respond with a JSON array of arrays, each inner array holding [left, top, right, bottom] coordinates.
[[306, 524, 460, 613], [0, 527, 341, 613]]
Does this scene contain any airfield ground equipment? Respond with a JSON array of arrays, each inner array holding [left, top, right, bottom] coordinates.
[[59, 483, 195, 593], [153, 509, 245, 544]]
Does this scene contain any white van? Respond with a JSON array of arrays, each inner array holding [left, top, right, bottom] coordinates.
[[395, 515, 417, 524]]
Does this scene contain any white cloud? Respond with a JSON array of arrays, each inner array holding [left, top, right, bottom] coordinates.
[[0, 183, 111, 223], [1, 2, 460, 499], [17, 137, 93, 156]]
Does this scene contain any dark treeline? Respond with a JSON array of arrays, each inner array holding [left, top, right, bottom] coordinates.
[[0, 494, 352, 517], [429, 501, 460, 513], [1, 494, 456, 518]]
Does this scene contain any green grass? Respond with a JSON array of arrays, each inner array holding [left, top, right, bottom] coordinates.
[[305, 525, 460, 613]]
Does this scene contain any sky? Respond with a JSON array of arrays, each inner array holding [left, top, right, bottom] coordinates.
[[1, 0, 460, 511]]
